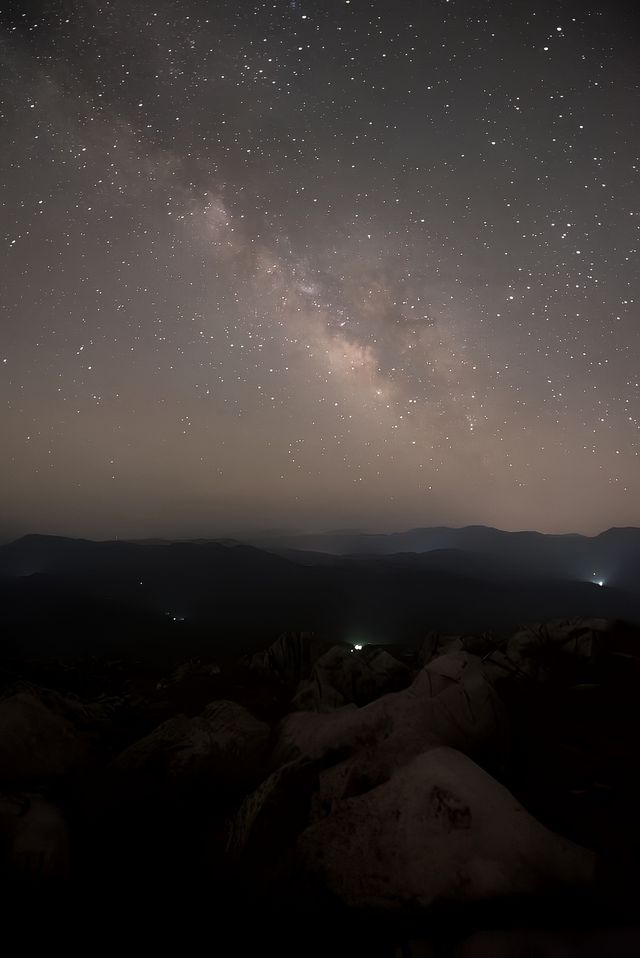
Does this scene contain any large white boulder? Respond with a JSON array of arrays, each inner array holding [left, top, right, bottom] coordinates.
[[292, 645, 410, 712], [298, 746, 595, 911], [114, 699, 270, 791], [276, 652, 509, 775], [250, 632, 330, 687]]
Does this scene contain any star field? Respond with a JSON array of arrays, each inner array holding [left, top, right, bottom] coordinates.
[[1, 0, 639, 538]]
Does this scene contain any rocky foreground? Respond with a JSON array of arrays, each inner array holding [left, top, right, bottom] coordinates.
[[1, 619, 640, 953]]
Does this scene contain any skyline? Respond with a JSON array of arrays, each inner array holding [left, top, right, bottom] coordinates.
[[3, 519, 640, 547], [1, 0, 639, 540]]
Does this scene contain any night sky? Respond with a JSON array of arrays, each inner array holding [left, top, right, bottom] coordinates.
[[1, 0, 638, 540]]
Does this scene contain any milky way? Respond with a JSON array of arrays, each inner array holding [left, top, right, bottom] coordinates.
[[1, 0, 639, 538]]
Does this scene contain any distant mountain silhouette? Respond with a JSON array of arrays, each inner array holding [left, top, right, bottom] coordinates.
[[250, 524, 640, 590], [1, 530, 639, 665]]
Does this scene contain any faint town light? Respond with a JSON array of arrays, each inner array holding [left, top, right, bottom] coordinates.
[[354, 644, 363, 651]]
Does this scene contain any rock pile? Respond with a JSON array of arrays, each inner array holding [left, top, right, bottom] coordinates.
[[1, 618, 639, 953]]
